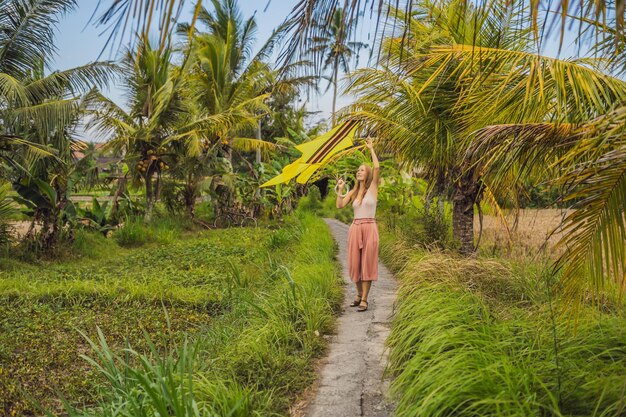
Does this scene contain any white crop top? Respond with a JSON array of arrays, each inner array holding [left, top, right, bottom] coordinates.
[[352, 188, 377, 219]]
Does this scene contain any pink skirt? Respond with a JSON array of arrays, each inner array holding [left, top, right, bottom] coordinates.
[[347, 218, 379, 282]]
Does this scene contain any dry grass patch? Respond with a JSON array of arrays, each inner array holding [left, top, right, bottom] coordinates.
[[476, 208, 569, 257]]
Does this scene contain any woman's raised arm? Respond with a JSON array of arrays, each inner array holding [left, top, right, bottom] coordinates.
[[366, 138, 380, 188]]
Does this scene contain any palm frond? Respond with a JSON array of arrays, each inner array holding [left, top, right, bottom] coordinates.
[[407, 44, 626, 127], [24, 61, 118, 101], [92, 0, 191, 56], [469, 123, 578, 179], [230, 136, 277, 153], [0, 72, 28, 104], [556, 145, 626, 307], [0, 0, 76, 75], [7, 98, 79, 139]]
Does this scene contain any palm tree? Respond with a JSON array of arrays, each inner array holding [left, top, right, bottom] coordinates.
[[347, 0, 626, 255], [0, 0, 113, 153], [181, 0, 281, 216], [88, 40, 196, 216], [362, 0, 626, 304], [1, 0, 115, 248], [347, 1, 516, 254], [309, 7, 366, 126], [453, 50, 626, 305]]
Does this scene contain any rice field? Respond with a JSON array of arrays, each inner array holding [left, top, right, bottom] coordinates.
[[475, 208, 569, 257]]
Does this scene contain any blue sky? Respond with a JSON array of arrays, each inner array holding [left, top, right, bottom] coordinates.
[[52, 0, 354, 132], [51, 1, 586, 141]]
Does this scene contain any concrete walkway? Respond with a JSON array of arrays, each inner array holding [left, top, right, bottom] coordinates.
[[304, 219, 397, 417]]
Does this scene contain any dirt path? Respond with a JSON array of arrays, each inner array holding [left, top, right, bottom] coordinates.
[[304, 219, 397, 417]]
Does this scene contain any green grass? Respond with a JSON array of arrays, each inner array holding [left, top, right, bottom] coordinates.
[[380, 225, 626, 417], [0, 212, 342, 416]]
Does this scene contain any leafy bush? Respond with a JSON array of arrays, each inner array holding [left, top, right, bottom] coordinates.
[[297, 185, 323, 212], [76, 198, 115, 236], [113, 216, 191, 247], [113, 218, 152, 247]]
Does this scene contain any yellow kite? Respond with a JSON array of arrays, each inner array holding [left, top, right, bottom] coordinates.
[[261, 120, 359, 187]]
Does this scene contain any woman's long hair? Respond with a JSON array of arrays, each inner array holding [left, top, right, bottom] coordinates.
[[350, 164, 373, 205]]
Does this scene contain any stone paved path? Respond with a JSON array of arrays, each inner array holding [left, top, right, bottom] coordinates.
[[304, 219, 397, 417]]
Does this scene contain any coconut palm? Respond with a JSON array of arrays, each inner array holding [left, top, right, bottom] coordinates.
[[346, 1, 522, 253], [0, 0, 114, 161], [347, 0, 626, 255], [373, 1, 626, 303], [457, 55, 626, 305], [87, 40, 198, 216], [0, 0, 113, 158], [309, 7, 366, 126], [1, 0, 115, 248], [180, 0, 286, 216]]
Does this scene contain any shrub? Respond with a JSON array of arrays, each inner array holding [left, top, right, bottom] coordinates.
[[72, 229, 119, 259], [113, 218, 152, 247], [297, 185, 323, 213]]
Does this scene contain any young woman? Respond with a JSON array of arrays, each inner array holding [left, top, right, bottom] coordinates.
[[336, 138, 380, 312]]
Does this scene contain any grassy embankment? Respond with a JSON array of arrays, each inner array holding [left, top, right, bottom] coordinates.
[[381, 221, 626, 417], [0, 212, 342, 416]]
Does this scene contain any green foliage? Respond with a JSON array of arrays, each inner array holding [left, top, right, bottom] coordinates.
[[63, 331, 251, 417], [267, 228, 292, 250], [113, 216, 192, 247], [297, 186, 323, 212], [0, 184, 16, 248], [382, 229, 626, 417], [113, 218, 152, 247], [71, 229, 119, 259], [76, 198, 115, 235], [114, 193, 146, 220], [0, 214, 341, 416], [319, 194, 353, 224], [413, 200, 452, 248]]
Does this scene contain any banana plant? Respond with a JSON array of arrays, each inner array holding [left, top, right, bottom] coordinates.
[[13, 176, 77, 249], [76, 197, 114, 236]]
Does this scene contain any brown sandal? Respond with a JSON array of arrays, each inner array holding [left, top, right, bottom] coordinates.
[[349, 296, 362, 307], [357, 300, 368, 312]]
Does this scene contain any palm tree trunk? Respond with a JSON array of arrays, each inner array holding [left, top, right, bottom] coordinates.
[[452, 197, 474, 255], [255, 119, 262, 201], [154, 171, 162, 203], [255, 119, 262, 165], [452, 170, 480, 255], [111, 175, 127, 219], [332, 56, 339, 126], [185, 173, 197, 218], [145, 173, 154, 219]]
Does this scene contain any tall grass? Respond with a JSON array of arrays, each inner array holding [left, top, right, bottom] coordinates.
[[57, 329, 259, 417], [382, 227, 626, 417]]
